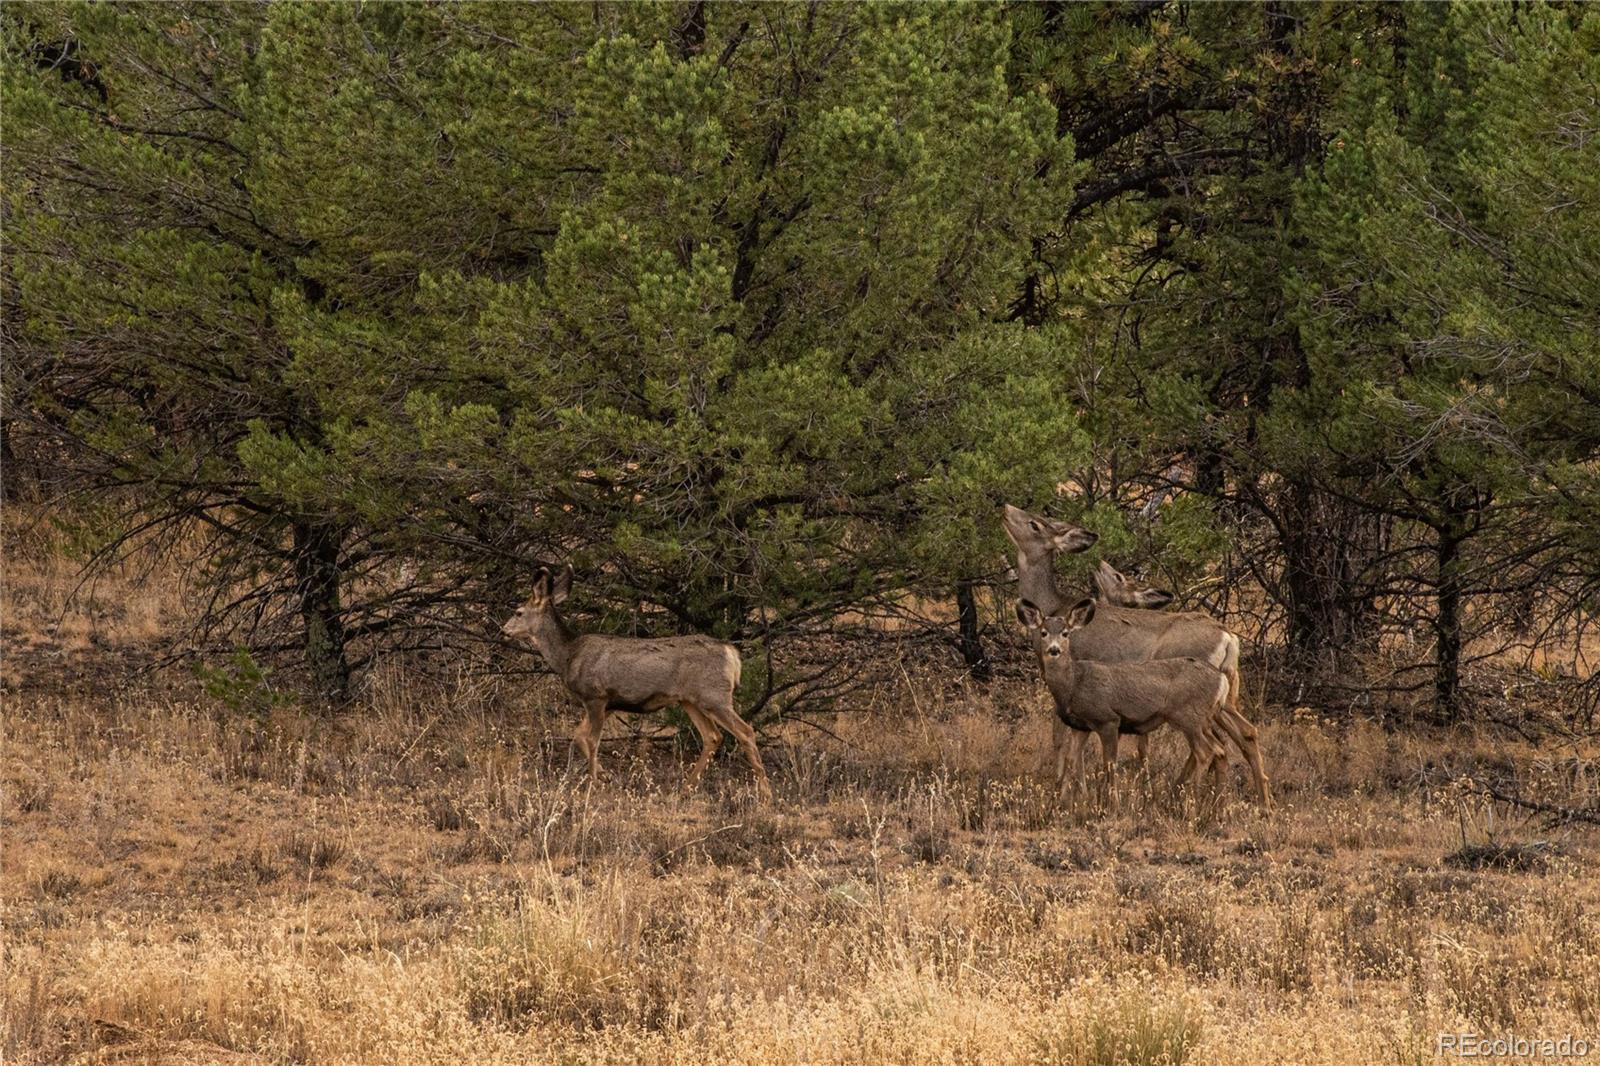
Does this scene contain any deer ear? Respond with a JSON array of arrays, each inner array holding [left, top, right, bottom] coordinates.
[[1137, 587, 1175, 608], [1053, 524, 1099, 553], [550, 564, 573, 604], [1066, 597, 1096, 630], [529, 567, 549, 596], [1016, 600, 1042, 628]]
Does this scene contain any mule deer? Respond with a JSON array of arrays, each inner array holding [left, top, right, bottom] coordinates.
[[1004, 504, 1271, 807], [1001, 504, 1099, 587], [1000, 503, 1117, 775], [501, 566, 771, 799], [1002, 503, 1155, 776], [1084, 559, 1269, 805], [1018, 598, 1228, 802]]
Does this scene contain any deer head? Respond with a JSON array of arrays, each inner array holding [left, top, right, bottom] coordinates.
[[501, 564, 573, 645], [1091, 560, 1175, 609], [1000, 503, 1098, 562], [1016, 597, 1097, 660]]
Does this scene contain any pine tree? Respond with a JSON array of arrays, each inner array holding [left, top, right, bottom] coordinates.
[[4, 3, 1087, 694], [1289, 3, 1600, 716]]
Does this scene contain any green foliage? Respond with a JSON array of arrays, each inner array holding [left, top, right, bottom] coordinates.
[[194, 647, 288, 721], [4, 2, 1594, 715], [4, 3, 1083, 665], [1287, 3, 1600, 706]]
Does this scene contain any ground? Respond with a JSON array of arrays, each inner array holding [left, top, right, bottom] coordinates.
[[3, 549, 1598, 1065]]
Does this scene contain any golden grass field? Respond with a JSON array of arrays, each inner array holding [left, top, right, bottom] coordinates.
[[3, 541, 1598, 1065]]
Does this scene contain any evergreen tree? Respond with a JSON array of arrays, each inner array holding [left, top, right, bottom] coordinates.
[[4, 1, 1593, 717], [1289, 3, 1600, 715], [4, 3, 1084, 696]]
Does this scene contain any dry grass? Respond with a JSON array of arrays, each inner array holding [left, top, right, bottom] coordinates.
[[4, 546, 1599, 1064]]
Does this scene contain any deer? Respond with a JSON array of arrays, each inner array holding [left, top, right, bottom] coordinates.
[[1001, 503, 1159, 776], [1002, 504, 1272, 807], [500, 565, 772, 800], [1090, 559, 1178, 610], [1017, 598, 1229, 802], [1000, 503, 1110, 786], [1087, 559, 1272, 803]]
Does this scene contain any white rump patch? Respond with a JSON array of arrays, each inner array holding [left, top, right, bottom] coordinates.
[[1207, 634, 1231, 668]]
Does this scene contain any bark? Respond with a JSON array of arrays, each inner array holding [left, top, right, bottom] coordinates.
[[292, 520, 350, 706], [1434, 518, 1464, 720], [1264, 1, 1386, 663], [956, 579, 991, 682], [1279, 477, 1387, 661], [1280, 476, 1331, 659], [0, 415, 19, 504], [671, 1, 707, 61]]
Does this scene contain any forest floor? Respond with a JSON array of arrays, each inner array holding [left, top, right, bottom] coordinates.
[[4, 545, 1599, 1065]]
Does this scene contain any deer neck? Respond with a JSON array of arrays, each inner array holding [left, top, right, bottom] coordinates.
[[530, 608, 577, 678], [1015, 546, 1067, 615], [1041, 643, 1081, 699]]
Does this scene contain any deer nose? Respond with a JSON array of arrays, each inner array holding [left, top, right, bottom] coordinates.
[[1046, 646, 1060, 658]]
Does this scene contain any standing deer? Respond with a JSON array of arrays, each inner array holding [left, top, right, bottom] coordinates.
[[501, 566, 771, 800], [1018, 598, 1228, 801], [999, 504, 1110, 786], [1003, 504, 1272, 807], [1087, 559, 1271, 803]]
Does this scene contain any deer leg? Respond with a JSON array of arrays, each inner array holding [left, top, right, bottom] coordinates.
[[1204, 723, 1228, 788], [1050, 718, 1066, 794], [1051, 719, 1077, 799], [704, 702, 772, 801], [1172, 723, 1218, 800], [1059, 726, 1095, 801], [1216, 706, 1273, 809], [1133, 733, 1150, 778], [1095, 726, 1119, 804], [681, 704, 722, 791], [1208, 726, 1228, 798], [1051, 725, 1091, 800], [1175, 737, 1201, 797], [1217, 642, 1265, 805], [1205, 673, 1234, 790], [573, 698, 610, 783], [1205, 720, 1228, 785]]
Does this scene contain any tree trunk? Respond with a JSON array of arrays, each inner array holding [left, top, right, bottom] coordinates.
[[1281, 476, 1335, 660], [1434, 520, 1464, 720], [1279, 476, 1387, 662], [0, 414, 19, 504], [956, 579, 991, 682], [292, 519, 350, 706]]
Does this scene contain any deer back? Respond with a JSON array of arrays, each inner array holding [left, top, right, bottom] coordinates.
[[1068, 656, 1229, 730], [1067, 603, 1235, 669], [565, 633, 741, 711]]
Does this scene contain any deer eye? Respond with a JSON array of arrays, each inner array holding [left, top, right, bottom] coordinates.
[[1029, 521, 1040, 532]]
